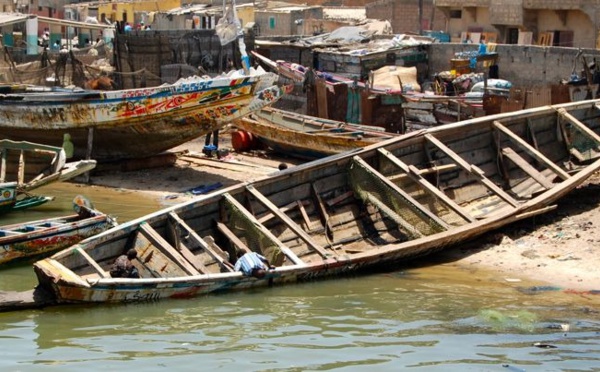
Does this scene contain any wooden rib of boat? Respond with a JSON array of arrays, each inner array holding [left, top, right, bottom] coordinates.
[[234, 107, 398, 159], [33, 99, 600, 304], [0, 139, 97, 213], [0, 196, 117, 265], [0, 68, 283, 162]]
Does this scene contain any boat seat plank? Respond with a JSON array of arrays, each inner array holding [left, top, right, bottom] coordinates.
[[378, 148, 475, 223], [557, 107, 600, 145], [168, 212, 233, 272], [257, 200, 309, 224], [501, 147, 554, 189], [75, 247, 109, 278], [223, 193, 305, 266], [493, 120, 570, 180], [362, 190, 423, 239], [353, 156, 450, 231], [216, 221, 252, 254], [424, 133, 519, 208], [246, 185, 332, 258], [139, 223, 201, 276]]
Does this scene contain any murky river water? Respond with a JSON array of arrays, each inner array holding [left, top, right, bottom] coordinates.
[[0, 182, 598, 371]]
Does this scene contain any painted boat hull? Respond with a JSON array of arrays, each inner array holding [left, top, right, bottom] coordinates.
[[33, 99, 600, 304], [234, 107, 397, 159], [0, 69, 281, 162], [0, 212, 116, 265]]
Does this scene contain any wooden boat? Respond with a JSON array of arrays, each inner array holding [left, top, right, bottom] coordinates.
[[0, 69, 283, 162], [234, 107, 398, 159], [0, 139, 96, 213], [33, 99, 600, 304], [0, 182, 53, 214], [0, 196, 117, 265], [0, 139, 96, 191]]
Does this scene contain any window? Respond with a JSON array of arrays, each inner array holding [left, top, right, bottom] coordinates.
[[269, 16, 275, 29], [449, 10, 462, 19]]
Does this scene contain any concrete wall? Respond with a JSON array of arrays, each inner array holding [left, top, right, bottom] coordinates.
[[366, 0, 446, 34], [428, 43, 600, 87]]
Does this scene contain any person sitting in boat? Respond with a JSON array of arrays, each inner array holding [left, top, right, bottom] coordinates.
[[234, 251, 274, 279], [110, 249, 140, 278]]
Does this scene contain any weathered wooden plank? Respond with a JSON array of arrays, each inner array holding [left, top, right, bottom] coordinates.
[[501, 147, 554, 189], [246, 185, 332, 258], [216, 221, 252, 254], [425, 133, 519, 208], [558, 107, 600, 144], [493, 120, 570, 180], [311, 183, 334, 241], [75, 247, 109, 278], [223, 193, 305, 266], [139, 223, 200, 276], [165, 217, 209, 273], [168, 212, 233, 272], [378, 148, 475, 223], [353, 156, 450, 230]]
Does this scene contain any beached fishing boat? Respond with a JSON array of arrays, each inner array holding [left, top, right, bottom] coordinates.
[[234, 107, 397, 159], [0, 139, 96, 213], [0, 139, 96, 191], [0, 72, 282, 162], [0, 196, 117, 265], [33, 99, 600, 304]]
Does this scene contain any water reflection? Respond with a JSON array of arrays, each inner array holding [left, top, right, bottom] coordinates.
[[0, 271, 597, 371]]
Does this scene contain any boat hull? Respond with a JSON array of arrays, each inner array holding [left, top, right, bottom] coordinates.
[[0, 71, 281, 162], [0, 214, 115, 265], [234, 107, 396, 159], [33, 99, 600, 304]]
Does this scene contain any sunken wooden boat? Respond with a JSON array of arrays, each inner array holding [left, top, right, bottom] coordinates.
[[233, 107, 398, 159], [33, 99, 600, 304], [0, 68, 282, 162], [0, 196, 117, 265]]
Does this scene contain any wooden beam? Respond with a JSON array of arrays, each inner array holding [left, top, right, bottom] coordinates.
[[387, 163, 458, 182], [75, 247, 109, 278], [168, 212, 233, 272], [246, 185, 331, 258], [139, 223, 200, 276], [223, 193, 305, 266], [501, 147, 554, 189], [557, 107, 600, 145], [494, 120, 570, 180], [378, 148, 475, 223], [311, 183, 334, 241], [362, 190, 423, 239], [166, 217, 209, 273], [425, 134, 519, 207], [353, 156, 450, 231], [216, 221, 252, 254]]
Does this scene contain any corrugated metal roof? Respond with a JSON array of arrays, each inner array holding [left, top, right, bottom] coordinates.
[[0, 13, 29, 27]]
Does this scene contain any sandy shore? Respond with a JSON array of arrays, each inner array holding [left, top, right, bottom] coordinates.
[[88, 129, 600, 293]]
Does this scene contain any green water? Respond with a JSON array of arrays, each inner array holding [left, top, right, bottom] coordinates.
[[0, 182, 598, 371]]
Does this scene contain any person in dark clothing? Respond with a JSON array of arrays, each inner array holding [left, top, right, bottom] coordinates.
[[110, 249, 140, 278]]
